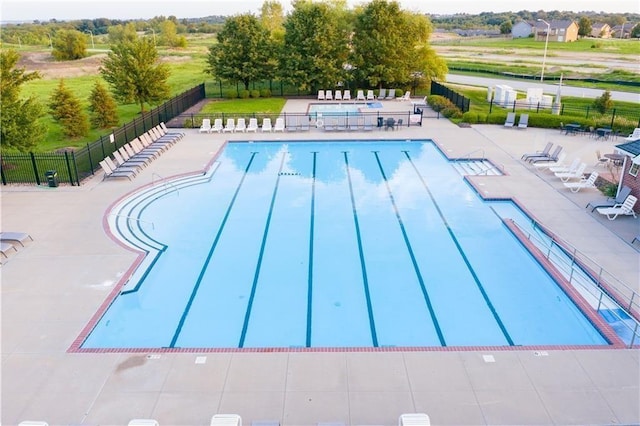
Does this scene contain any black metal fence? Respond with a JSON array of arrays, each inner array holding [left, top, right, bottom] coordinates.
[[1, 84, 205, 186], [430, 81, 470, 112]]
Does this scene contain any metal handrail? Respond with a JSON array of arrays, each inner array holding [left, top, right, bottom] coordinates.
[[108, 213, 155, 230], [151, 173, 179, 196], [477, 162, 505, 175], [459, 148, 485, 161], [511, 219, 639, 347]]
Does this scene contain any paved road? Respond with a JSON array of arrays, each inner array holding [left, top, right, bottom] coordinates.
[[446, 74, 640, 103]]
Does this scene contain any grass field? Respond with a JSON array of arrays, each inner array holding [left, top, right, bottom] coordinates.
[[433, 37, 640, 55]]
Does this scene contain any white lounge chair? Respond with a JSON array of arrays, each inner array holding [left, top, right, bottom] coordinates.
[[246, 118, 258, 132], [411, 96, 427, 107], [366, 90, 375, 101], [222, 118, 235, 133], [211, 118, 224, 133], [397, 90, 411, 101], [325, 90, 333, 101], [504, 112, 516, 127], [522, 142, 553, 161], [624, 128, 640, 141], [99, 159, 135, 180], [533, 152, 567, 170], [386, 88, 396, 99], [317, 90, 325, 101], [199, 118, 212, 133], [159, 121, 185, 139], [128, 420, 159, 426], [596, 195, 637, 220], [399, 413, 430, 425], [261, 118, 272, 132], [343, 90, 351, 100], [274, 117, 285, 132], [554, 162, 587, 182], [1, 241, 18, 259], [356, 90, 365, 101], [0, 232, 33, 247], [235, 118, 247, 133], [334, 90, 342, 101], [210, 413, 242, 426], [528, 145, 563, 164], [285, 115, 299, 131], [299, 115, 310, 131], [563, 171, 598, 193], [549, 157, 581, 174], [517, 113, 529, 129], [18, 422, 49, 426], [378, 88, 387, 99], [587, 185, 632, 212]]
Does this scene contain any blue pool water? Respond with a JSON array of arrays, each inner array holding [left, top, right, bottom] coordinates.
[[83, 140, 608, 349]]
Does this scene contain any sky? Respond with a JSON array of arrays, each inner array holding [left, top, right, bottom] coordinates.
[[1, 0, 638, 22]]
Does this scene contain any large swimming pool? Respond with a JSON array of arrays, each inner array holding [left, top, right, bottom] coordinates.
[[81, 140, 609, 349]]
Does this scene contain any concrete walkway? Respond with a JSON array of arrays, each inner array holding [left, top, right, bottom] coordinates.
[[2, 101, 638, 425]]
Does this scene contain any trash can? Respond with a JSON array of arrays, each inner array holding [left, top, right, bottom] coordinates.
[[377, 117, 384, 128], [45, 170, 59, 188]]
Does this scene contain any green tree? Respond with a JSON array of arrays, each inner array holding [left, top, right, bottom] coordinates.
[[88, 81, 119, 129], [500, 20, 512, 34], [159, 19, 187, 47], [260, 0, 285, 40], [52, 29, 87, 60], [0, 50, 47, 152], [631, 23, 640, 39], [578, 16, 592, 37], [593, 90, 613, 114], [350, 0, 446, 88], [207, 14, 276, 91], [48, 79, 90, 138], [100, 37, 171, 112], [108, 23, 138, 45], [279, 1, 350, 92]]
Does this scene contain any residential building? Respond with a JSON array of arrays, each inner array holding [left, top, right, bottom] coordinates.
[[512, 21, 534, 38], [534, 20, 579, 42], [591, 23, 612, 38]]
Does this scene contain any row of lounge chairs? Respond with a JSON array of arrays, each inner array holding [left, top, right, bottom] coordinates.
[[99, 123, 185, 180], [504, 112, 528, 129], [124, 412, 430, 426], [317, 89, 411, 102], [0, 231, 33, 262], [200, 117, 311, 133]]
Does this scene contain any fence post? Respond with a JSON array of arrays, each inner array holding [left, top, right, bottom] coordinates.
[[0, 163, 6, 185], [86, 143, 94, 174], [30, 152, 41, 185], [71, 151, 80, 184], [586, 106, 590, 119], [610, 109, 616, 129], [64, 151, 74, 186]]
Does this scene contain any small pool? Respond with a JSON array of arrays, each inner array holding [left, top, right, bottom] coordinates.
[[308, 102, 382, 117], [81, 140, 611, 350]]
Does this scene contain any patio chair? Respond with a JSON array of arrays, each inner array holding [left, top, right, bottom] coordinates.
[[235, 118, 247, 133], [533, 152, 566, 170], [128, 420, 159, 426], [325, 90, 333, 101], [596, 195, 637, 220], [563, 171, 599, 193], [299, 115, 311, 131], [160, 122, 185, 139], [554, 162, 587, 182], [624, 128, 640, 141], [0, 232, 34, 247], [528, 145, 563, 164], [385, 117, 397, 131], [334, 90, 342, 101], [222, 118, 235, 133], [356, 90, 365, 101], [0, 242, 17, 259], [99, 159, 135, 180], [366, 90, 375, 101], [199, 118, 212, 133], [378, 88, 387, 99], [549, 157, 581, 174], [348, 116, 363, 131], [285, 115, 299, 131], [399, 413, 430, 425], [246, 118, 259, 132], [517, 113, 529, 129], [211, 414, 242, 426], [273, 117, 286, 132], [343, 90, 351, 101], [595, 150, 609, 167], [504, 112, 516, 127], [112, 151, 145, 171], [336, 116, 347, 131], [261, 118, 272, 132], [586, 185, 632, 212], [317, 90, 325, 101], [521, 142, 552, 161], [386, 88, 396, 99], [397, 90, 411, 101], [211, 118, 224, 133], [104, 156, 139, 175], [362, 115, 375, 131]]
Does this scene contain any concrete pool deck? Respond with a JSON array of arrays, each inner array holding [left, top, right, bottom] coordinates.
[[2, 99, 639, 425]]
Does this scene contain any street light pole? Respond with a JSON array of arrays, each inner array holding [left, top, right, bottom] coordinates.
[[538, 19, 550, 82], [85, 30, 95, 49]]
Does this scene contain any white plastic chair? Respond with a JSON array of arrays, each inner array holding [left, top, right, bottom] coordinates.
[[211, 414, 242, 426]]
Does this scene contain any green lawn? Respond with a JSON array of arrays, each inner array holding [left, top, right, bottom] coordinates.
[[200, 98, 287, 114], [435, 37, 640, 55]]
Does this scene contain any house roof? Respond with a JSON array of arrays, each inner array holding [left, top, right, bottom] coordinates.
[[592, 23, 610, 30], [534, 20, 576, 30], [615, 139, 640, 157]]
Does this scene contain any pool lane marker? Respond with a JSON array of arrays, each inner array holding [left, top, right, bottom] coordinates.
[[372, 151, 446, 347], [238, 152, 287, 348], [343, 151, 379, 347], [169, 152, 258, 348], [402, 150, 514, 346], [306, 152, 317, 347]]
